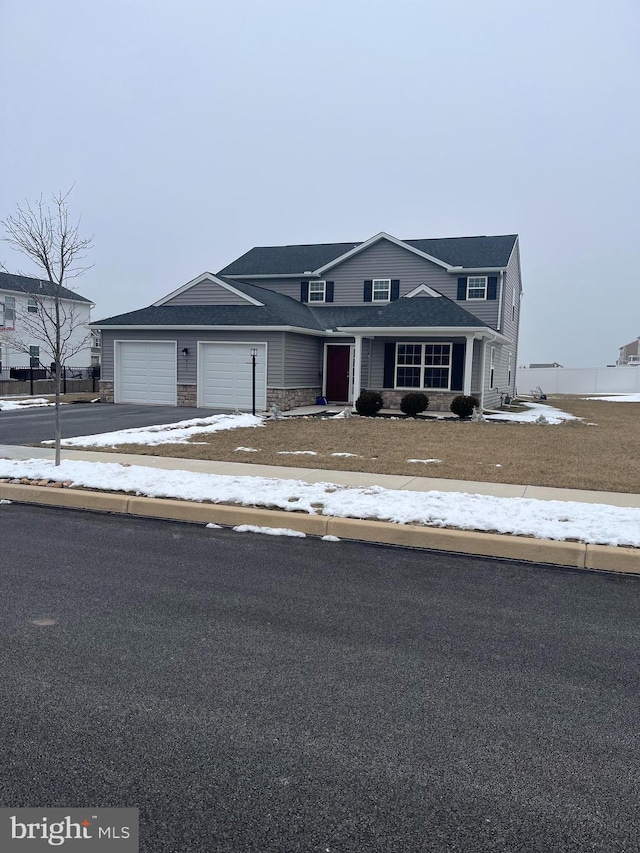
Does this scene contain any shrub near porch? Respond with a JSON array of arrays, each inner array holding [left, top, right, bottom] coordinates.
[[87, 397, 640, 494]]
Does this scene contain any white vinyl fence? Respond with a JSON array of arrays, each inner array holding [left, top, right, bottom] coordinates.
[[517, 367, 640, 396]]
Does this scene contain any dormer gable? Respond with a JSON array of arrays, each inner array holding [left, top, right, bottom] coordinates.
[[404, 283, 443, 298], [155, 272, 264, 307]]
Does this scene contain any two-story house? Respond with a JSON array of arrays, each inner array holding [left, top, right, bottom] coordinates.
[[93, 232, 522, 411], [0, 272, 93, 371], [616, 337, 640, 366]]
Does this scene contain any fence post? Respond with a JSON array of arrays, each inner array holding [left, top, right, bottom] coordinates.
[[30, 367, 34, 395]]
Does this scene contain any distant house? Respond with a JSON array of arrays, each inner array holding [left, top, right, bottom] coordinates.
[[0, 272, 93, 371], [616, 337, 640, 366], [92, 231, 523, 411], [528, 362, 563, 368]]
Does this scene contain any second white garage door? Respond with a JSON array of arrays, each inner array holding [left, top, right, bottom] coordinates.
[[199, 342, 267, 410], [115, 341, 177, 405]]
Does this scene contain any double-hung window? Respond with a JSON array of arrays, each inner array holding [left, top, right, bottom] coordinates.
[[1, 296, 15, 328], [308, 280, 326, 302], [396, 343, 451, 389], [372, 279, 391, 301], [29, 345, 40, 368], [467, 276, 487, 300], [27, 298, 38, 313]]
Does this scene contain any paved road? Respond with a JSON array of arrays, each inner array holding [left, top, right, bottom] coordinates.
[[0, 403, 215, 445], [0, 504, 638, 852]]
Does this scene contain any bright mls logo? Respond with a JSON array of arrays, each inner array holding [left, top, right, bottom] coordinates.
[[1, 809, 138, 851]]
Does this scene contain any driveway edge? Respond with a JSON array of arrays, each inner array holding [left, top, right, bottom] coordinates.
[[1, 482, 639, 575]]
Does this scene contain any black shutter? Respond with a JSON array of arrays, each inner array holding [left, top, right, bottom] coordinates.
[[383, 342, 395, 388], [451, 342, 465, 391], [300, 281, 309, 303], [363, 280, 372, 302], [457, 278, 467, 300], [390, 279, 400, 301], [487, 276, 498, 300], [326, 281, 334, 303]]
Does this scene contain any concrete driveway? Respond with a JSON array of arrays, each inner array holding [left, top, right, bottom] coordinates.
[[0, 402, 216, 445]]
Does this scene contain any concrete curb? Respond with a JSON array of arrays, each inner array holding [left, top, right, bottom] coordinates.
[[1, 482, 639, 575]]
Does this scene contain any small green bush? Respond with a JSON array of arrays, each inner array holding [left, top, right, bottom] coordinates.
[[400, 392, 429, 416], [355, 390, 384, 417], [450, 394, 480, 419]]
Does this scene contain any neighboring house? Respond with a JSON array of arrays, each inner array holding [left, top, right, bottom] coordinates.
[[93, 232, 523, 411], [90, 329, 102, 367], [0, 272, 93, 371], [528, 362, 563, 368], [616, 337, 640, 366]]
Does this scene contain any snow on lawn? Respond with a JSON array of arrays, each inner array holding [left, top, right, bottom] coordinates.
[[485, 401, 579, 424], [0, 397, 54, 411], [331, 452, 362, 458], [582, 393, 640, 403], [1, 458, 639, 548], [407, 458, 442, 464], [235, 446, 259, 452], [42, 413, 264, 448], [277, 450, 318, 456]]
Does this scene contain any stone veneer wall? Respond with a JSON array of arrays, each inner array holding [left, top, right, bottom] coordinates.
[[99, 380, 114, 403], [267, 387, 321, 410], [381, 390, 464, 412], [177, 384, 197, 406]]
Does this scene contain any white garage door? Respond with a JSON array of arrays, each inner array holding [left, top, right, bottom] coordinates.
[[199, 343, 267, 410], [116, 341, 177, 405]]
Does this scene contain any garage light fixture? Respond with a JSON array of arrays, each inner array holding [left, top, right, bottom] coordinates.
[[181, 348, 189, 355]]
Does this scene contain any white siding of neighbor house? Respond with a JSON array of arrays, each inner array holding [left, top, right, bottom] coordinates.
[[0, 290, 92, 368], [101, 329, 286, 386], [163, 280, 252, 306], [236, 238, 501, 328]]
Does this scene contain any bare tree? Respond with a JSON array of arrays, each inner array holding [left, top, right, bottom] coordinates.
[[1, 189, 93, 465]]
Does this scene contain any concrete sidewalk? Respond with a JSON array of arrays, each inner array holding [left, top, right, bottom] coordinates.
[[1, 443, 639, 508]]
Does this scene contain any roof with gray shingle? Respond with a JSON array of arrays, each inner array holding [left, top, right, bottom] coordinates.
[[0, 272, 92, 303], [218, 234, 518, 276], [94, 288, 488, 331]]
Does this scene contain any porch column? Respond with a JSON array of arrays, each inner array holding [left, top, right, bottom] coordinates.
[[352, 335, 363, 405], [463, 334, 475, 396]]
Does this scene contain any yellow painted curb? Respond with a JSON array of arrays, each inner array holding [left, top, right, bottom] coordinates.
[[326, 518, 587, 568], [1, 483, 639, 574], [0, 482, 130, 513], [127, 497, 329, 535], [585, 544, 640, 575]]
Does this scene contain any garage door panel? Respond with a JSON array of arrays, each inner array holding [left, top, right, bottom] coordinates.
[[117, 342, 176, 405], [199, 343, 266, 410]]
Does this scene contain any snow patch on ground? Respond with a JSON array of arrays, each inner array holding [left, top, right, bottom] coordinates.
[[0, 499, 12, 504], [321, 535, 341, 542], [205, 522, 222, 528], [277, 450, 318, 456], [330, 453, 362, 458], [582, 394, 640, 403], [0, 458, 639, 548], [233, 524, 306, 537], [485, 402, 579, 424], [235, 446, 259, 452], [407, 458, 442, 464], [42, 413, 264, 447], [0, 397, 54, 411]]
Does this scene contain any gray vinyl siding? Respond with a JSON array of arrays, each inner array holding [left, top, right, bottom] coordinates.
[[235, 238, 500, 327], [101, 329, 285, 386], [281, 333, 323, 387], [500, 238, 522, 345], [369, 336, 480, 394], [361, 338, 372, 389], [482, 342, 516, 407], [164, 281, 250, 306]]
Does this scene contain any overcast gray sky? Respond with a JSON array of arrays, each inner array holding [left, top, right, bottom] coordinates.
[[2, 0, 638, 367]]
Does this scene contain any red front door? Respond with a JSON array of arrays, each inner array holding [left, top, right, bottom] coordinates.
[[325, 345, 351, 402]]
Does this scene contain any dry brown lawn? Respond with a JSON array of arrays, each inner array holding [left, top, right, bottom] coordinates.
[[90, 396, 640, 494]]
